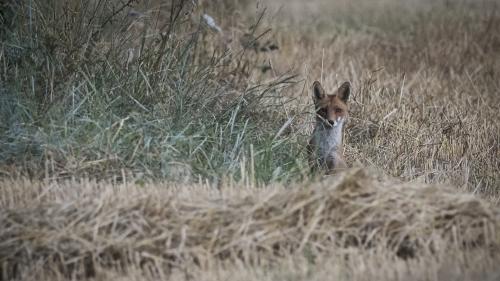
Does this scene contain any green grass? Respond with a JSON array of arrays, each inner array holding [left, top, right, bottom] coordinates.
[[0, 0, 304, 183]]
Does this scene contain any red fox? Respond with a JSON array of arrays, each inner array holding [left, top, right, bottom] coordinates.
[[307, 81, 351, 174]]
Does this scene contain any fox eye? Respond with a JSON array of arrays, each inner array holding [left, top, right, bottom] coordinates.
[[317, 108, 327, 117]]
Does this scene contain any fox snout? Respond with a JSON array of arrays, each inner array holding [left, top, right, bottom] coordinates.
[[326, 117, 343, 127]]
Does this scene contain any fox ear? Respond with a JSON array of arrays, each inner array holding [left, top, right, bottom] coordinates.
[[312, 81, 325, 101], [337, 81, 351, 102]]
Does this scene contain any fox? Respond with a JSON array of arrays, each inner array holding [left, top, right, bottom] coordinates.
[[307, 80, 351, 174]]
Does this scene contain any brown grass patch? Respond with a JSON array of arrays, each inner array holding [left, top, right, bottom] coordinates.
[[264, 0, 500, 196], [1, 169, 499, 280]]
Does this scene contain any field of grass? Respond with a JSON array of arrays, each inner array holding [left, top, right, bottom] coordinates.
[[1, 0, 499, 280]]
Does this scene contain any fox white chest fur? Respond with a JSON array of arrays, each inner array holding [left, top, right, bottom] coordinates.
[[312, 117, 344, 163], [307, 80, 351, 174]]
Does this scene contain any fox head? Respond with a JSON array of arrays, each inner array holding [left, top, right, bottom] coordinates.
[[312, 81, 351, 127]]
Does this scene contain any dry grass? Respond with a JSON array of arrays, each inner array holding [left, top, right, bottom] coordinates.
[[1, 169, 499, 280], [263, 0, 500, 196]]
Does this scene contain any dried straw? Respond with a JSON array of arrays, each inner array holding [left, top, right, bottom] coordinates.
[[1, 169, 499, 279]]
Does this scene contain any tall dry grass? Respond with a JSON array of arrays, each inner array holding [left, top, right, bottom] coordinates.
[[264, 0, 500, 196]]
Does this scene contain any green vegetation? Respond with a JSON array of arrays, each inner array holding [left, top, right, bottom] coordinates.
[[1, 0, 303, 183]]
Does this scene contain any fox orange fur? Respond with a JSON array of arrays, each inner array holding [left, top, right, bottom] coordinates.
[[307, 80, 351, 174]]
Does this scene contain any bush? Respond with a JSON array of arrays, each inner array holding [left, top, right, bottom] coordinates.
[[0, 0, 303, 183]]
